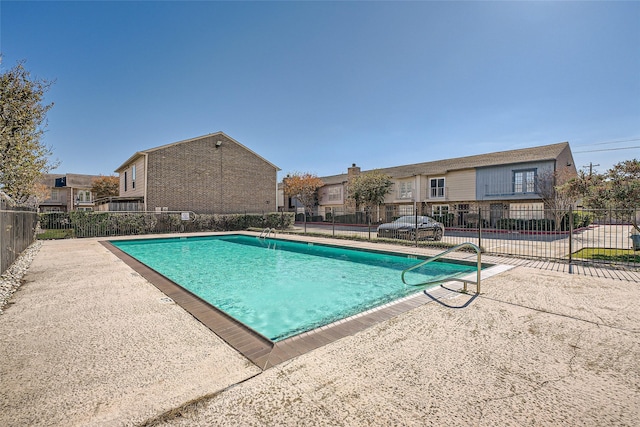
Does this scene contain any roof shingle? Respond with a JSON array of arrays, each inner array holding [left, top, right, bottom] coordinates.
[[319, 142, 569, 183]]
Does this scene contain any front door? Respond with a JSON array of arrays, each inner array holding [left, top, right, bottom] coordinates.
[[457, 204, 470, 226]]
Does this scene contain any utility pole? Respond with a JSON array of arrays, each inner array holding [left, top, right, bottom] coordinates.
[[584, 162, 600, 176]]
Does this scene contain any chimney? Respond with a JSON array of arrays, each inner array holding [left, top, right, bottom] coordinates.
[[347, 163, 361, 178]]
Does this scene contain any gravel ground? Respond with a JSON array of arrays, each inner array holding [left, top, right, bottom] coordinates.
[[0, 241, 41, 315]]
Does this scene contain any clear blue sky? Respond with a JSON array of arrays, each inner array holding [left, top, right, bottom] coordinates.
[[2, 1, 639, 179]]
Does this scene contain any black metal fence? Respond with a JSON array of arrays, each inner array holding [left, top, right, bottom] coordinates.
[[1, 199, 38, 275], [37, 211, 295, 239], [35, 207, 639, 269], [296, 206, 640, 269]]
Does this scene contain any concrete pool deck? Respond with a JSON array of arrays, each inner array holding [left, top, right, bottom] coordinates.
[[1, 233, 639, 426]]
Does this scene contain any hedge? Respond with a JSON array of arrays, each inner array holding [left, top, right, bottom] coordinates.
[[38, 212, 295, 239]]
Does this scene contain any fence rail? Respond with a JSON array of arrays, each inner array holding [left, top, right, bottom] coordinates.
[[296, 207, 640, 269], [37, 211, 295, 239], [35, 207, 639, 270]]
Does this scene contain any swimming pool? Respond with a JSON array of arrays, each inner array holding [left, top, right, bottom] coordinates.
[[111, 235, 478, 341]]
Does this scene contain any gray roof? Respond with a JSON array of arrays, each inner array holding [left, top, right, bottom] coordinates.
[[115, 131, 280, 172], [41, 173, 102, 188], [319, 142, 570, 183]]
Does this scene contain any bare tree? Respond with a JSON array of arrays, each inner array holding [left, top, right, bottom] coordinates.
[[536, 168, 578, 230]]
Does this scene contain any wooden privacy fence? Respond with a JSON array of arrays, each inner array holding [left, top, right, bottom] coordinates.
[[1, 199, 37, 275]]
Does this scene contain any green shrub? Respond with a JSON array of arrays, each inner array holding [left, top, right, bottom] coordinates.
[[37, 211, 295, 239], [433, 213, 455, 227], [70, 211, 111, 237], [496, 218, 555, 231], [331, 212, 369, 224]]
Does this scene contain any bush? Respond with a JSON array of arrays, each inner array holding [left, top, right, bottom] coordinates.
[[432, 213, 455, 227], [37, 211, 295, 239], [332, 212, 367, 224], [495, 216, 594, 232], [70, 211, 111, 237], [574, 212, 592, 228], [496, 218, 556, 231], [560, 212, 592, 231]]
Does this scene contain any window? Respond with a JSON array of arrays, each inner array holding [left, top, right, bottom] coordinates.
[[399, 182, 413, 199], [430, 178, 445, 198], [76, 190, 91, 202], [513, 169, 536, 193], [132, 164, 136, 189], [327, 186, 341, 201], [433, 204, 449, 216], [124, 171, 128, 192], [50, 189, 59, 201]]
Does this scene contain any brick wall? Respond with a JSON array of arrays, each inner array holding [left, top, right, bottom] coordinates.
[[146, 134, 277, 214]]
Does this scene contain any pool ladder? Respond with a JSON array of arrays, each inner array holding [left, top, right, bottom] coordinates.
[[401, 242, 482, 294], [259, 228, 276, 239]]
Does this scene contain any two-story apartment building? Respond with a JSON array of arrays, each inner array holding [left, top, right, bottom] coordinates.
[[115, 132, 280, 214], [38, 173, 101, 212], [304, 142, 576, 225]]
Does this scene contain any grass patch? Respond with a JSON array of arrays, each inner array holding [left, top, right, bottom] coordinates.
[[573, 247, 639, 263], [36, 229, 74, 240]]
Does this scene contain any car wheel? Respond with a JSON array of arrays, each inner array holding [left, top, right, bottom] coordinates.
[[408, 230, 417, 241], [433, 227, 443, 241]]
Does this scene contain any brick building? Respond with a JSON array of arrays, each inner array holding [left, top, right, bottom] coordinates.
[[38, 173, 101, 212], [115, 132, 280, 214]]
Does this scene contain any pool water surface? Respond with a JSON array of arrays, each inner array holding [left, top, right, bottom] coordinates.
[[111, 235, 478, 341]]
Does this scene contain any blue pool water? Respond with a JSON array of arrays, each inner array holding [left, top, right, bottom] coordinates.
[[111, 235, 477, 341]]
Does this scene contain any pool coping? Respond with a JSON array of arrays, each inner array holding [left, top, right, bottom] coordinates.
[[100, 235, 510, 370]]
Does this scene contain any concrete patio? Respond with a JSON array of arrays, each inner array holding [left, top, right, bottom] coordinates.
[[1, 234, 638, 426]]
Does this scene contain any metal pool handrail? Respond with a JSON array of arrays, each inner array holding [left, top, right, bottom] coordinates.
[[259, 228, 276, 239], [401, 242, 482, 294]]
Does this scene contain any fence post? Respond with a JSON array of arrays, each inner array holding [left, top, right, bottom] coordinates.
[[478, 207, 482, 250], [568, 206, 573, 274], [332, 207, 335, 237], [413, 201, 418, 248]]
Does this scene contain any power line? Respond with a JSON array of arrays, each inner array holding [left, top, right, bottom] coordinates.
[[573, 146, 640, 154], [574, 138, 640, 147]]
